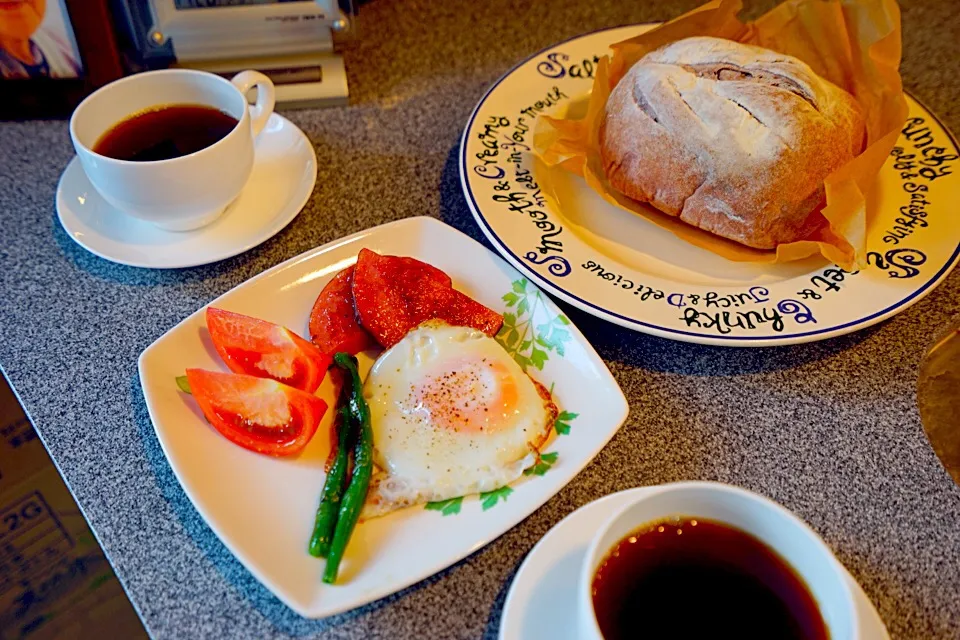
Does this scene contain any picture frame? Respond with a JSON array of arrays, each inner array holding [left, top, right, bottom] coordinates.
[[1, 0, 124, 119]]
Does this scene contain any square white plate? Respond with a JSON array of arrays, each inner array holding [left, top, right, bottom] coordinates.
[[138, 216, 628, 618]]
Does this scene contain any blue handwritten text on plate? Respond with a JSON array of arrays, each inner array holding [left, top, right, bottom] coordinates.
[[535, 52, 602, 80]]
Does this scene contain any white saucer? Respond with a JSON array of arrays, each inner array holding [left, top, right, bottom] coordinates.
[[499, 487, 890, 640], [56, 113, 317, 269]]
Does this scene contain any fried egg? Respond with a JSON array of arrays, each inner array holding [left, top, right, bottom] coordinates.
[[361, 321, 557, 518]]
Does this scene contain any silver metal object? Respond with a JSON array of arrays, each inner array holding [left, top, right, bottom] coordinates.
[[144, 0, 351, 108]]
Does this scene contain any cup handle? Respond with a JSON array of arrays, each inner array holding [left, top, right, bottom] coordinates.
[[230, 70, 276, 139]]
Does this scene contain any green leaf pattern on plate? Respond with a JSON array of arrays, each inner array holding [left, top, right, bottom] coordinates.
[[479, 486, 513, 511], [425, 496, 464, 516], [497, 279, 572, 372], [523, 451, 559, 476], [555, 411, 578, 436], [424, 279, 579, 515]]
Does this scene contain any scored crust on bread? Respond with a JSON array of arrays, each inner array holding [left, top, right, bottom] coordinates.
[[599, 36, 866, 249]]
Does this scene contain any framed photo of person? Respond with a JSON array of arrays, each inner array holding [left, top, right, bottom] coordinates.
[[1, 0, 124, 118]]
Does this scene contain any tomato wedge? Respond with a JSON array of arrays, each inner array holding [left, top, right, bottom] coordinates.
[[308, 266, 377, 355], [185, 369, 328, 456], [206, 308, 331, 393], [352, 248, 503, 348]]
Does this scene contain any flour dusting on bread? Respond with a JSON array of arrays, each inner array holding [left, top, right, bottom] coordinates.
[[600, 36, 865, 249]]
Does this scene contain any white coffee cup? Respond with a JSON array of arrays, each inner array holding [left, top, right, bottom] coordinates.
[[69, 69, 276, 231], [579, 482, 858, 639]]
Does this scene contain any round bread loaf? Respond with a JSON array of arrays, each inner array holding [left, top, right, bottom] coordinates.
[[599, 36, 866, 249]]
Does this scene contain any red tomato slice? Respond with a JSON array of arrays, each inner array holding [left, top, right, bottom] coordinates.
[[352, 248, 503, 348], [206, 308, 331, 393], [308, 266, 377, 355], [185, 369, 328, 456]]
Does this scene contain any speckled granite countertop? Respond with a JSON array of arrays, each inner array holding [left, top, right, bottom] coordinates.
[[1, 0, 959, 638]]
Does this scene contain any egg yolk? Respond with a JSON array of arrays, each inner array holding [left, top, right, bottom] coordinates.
[[406, 358, 519, 433]]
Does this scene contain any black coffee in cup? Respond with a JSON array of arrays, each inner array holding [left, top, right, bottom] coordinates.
[[591, 518, 828, 639], [93, 104, 238, 162]]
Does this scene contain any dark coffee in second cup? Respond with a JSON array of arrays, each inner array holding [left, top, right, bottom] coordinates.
[[93, 104, 238, 162], [591, 518, 828, 640]]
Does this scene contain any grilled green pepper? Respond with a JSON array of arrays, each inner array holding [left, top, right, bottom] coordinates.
[[322, 353, 373, 584], [308, 401, 351, 558]]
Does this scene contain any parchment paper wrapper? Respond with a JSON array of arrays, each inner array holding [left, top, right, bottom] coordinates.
[[534, 0, 907, 269]]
